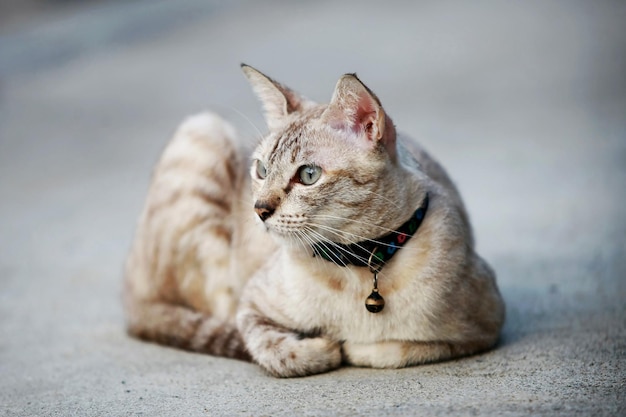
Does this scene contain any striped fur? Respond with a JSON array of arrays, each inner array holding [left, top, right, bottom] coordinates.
[[124, 113, 272, 360], [124, 66, 505, 377]]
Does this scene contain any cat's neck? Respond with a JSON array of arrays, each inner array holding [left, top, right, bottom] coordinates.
[[311, 192, 429, 268], [374, 149, 427, 232]]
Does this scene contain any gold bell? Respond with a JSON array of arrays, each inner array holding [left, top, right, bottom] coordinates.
[[365, 289, 385, 313], [366, 247, 385, 313]]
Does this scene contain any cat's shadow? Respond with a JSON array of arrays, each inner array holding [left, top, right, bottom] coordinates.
[[494, 284, 562, 348]]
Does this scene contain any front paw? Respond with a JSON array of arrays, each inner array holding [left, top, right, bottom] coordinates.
[[253, 335, 342, 378]]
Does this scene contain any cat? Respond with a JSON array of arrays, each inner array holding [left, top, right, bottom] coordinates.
[[124, 64, 505, 377]]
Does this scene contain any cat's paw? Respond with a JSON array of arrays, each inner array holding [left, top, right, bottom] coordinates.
[[255, 336, 342, 378]]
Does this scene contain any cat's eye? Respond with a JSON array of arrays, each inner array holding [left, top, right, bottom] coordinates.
[[255, 160, 267, 179], [298, 165, 322, 185]]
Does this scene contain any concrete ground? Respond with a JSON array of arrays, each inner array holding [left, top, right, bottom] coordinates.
[[1, 0, 624, 415]]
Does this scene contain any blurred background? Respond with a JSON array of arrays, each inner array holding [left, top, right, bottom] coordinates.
[[1, 0, 624, 415]]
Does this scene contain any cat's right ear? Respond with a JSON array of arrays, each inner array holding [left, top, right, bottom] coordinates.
[[241, 64, 314, 131]]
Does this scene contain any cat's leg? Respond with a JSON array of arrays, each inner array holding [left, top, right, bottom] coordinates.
[[237, 305, 342, 377], [342, 340, 492, 368]]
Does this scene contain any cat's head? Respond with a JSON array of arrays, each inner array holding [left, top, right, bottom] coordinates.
[[242, 64, 400, 248]]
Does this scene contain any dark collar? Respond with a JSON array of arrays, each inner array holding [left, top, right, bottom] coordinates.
[[312, 193, 429, 268]]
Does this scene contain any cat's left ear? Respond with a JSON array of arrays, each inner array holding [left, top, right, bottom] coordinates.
[[241, 64, 315, 131], [321, 74, 396, 155]]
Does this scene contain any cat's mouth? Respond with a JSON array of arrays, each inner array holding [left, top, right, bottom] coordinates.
[[266, 223, 305, 240], [265, 226, 293, 238], [266, 216, 304, 232]]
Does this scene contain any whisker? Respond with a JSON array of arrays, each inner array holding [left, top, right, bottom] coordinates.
[[306, 221, 410, 254], [214, 104, 265, 146], [360, 189, 402, 210], [309, 214, 406, 236], [303, 226, 378, 268], [226, 106, 265, 139], [297, 228, 317, 247], [296, 229, 328, 268], [292, 230, 312, 255], [306, 223, 373, 253], [303, 226, 395, 286], [308, 226, 384, 268], [301, 227, 340, 267], [303, 226, 342, 252]]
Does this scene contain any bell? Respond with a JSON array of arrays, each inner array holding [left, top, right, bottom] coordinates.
[[365, 290, 385, 313]]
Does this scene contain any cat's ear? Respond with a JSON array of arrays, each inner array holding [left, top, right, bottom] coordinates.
[[241, 64, 314, 131], [321, 74, 395, 153]]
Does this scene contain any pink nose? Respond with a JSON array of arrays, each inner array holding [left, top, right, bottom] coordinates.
[[254, 201, 275, 221]]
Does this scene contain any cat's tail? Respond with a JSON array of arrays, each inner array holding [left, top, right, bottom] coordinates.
[[124, 297, 251, 361]]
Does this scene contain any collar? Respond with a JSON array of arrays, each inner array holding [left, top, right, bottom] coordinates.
[[312, 192, 429, 268]]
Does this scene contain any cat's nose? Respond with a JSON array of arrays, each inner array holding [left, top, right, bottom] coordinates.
[[254, 201, 275, 222]]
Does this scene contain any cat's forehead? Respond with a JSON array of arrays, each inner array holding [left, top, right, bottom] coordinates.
[[256, 108, 334, 165]]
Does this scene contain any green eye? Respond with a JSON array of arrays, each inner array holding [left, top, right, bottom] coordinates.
[[298, 165, 322, 185], [255, 160, 267, 179]]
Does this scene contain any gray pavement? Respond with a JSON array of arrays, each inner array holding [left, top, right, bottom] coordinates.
[[1, 0, 625, 415]]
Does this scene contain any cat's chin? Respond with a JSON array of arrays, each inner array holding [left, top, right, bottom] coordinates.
[[266, 230, 315, 254]]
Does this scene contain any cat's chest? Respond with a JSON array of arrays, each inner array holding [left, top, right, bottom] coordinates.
[[275, 253, 439, 343]]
